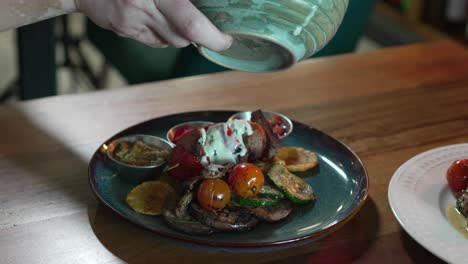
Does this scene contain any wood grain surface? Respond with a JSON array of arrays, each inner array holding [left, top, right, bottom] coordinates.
[[0, 40, 467, 264]]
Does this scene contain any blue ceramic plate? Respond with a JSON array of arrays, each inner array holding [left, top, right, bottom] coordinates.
[[89, 111, 368, 250]]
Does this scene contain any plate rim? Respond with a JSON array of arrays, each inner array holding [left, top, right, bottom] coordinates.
[[88, 110, 369, 249], [388, 143, 468, 263]]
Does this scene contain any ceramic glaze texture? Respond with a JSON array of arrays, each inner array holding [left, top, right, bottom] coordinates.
[[194, 0, 349, 72]]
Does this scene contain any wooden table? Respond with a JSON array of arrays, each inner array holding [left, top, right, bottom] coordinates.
[[0, 40, 467, 264]]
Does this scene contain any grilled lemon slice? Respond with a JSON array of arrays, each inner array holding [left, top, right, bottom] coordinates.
[[126, 181, 174, 215], [274, 147, 318, 172]]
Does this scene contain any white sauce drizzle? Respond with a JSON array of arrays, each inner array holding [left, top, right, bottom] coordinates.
[[200, 120, 252, 166]]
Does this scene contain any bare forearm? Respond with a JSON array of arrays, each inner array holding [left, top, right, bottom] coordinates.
[[0, 0, 231, 51], [0, 0, 76, 31]]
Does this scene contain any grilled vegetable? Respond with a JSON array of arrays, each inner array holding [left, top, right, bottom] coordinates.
[[190, 203, 258, 232], [126, 181, 174, 215], [248, 200, 293, 222], [197, 179, 231, 211], [229, 163, 264, 198], [175, 190, 194, 219], [274, 147, 319, 172], [267, 162, 315, 204], [239, 196, 280, 207], [162, 190, 213, 235], [447, 159, 468, 194], [168, 146, 204, 180], [257, 184, 284, 200], [163, 209, 214, 235]]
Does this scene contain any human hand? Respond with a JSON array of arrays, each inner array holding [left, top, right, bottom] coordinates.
[[75, 0, 232, 51]]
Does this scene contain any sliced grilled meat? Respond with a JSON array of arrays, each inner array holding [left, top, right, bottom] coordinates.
[[248, 200, 293, 222], [190, 203, 258, 232], [251, 110, 281, 159], [244, 122, 266, 162]]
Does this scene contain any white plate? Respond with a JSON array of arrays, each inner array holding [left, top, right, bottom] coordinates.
[[388, 143, 468, 264]]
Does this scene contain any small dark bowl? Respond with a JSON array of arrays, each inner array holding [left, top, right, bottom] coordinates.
[[166, 121, 214, 145], [106, 134, 173, 184], [228, 111, 293, 139]]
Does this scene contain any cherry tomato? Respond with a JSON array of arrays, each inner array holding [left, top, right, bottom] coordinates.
[[447, 159, 468, 193], [270, 115, 283, 126], [272, 125, 285, 136], [197, 179, 231, 210], [168, 146, 203, 180], [229, 163, 264, 198]]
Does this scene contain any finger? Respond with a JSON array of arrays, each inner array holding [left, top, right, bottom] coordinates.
[[143, 2, 191, 48], [112, 24, 169, 48], [156, 0, 232, 51], [137, 26, 169, 48], [107, 0, 189, 48]]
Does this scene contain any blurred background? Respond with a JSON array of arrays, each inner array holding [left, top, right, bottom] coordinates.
[[0, 0, 467, 103]]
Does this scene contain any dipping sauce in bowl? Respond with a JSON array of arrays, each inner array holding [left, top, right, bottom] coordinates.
[[228, 111, 293, 139], [166, 121, 214, 145], [112, 140, 170, 166], [106, 135, 173, 183]]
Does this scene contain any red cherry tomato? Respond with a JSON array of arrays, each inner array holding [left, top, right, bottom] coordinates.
[[447, 159, 468, 193], [197, 179, 231, 210], [229, 163, 264, 198], [168, 146, 203, 180], [272, 125, 285, 136], [270, 115, 283, 126]]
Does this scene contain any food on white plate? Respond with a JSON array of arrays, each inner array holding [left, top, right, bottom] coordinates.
[[125, 110, 319, 235], [446, 159, 468, 238], [447, 159, 468, 194]]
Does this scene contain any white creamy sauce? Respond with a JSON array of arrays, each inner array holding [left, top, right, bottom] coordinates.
[[198, 127, 207, 146], [447, 206, 468, 239], [200, 120, 252, 166], [228, 119, 253, 157]]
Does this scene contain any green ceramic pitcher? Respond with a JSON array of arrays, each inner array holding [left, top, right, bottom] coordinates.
[[194, 0, 349, 72]]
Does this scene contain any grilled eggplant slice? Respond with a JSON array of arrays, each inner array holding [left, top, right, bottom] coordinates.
[[190, 203, 258, 232], [248, 200, 293, 222]]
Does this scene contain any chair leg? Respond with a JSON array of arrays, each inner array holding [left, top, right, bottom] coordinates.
[[58, 15, 110, 91], [74, 42, 109, 89], [0, 79, 19, 102], [17, 19, 57, 100], [97, 61, 110, 89]]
